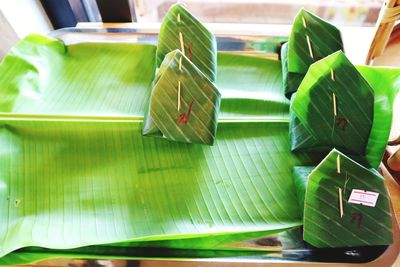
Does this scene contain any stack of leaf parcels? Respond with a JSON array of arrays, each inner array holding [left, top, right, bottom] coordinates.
[[285, 10, 395, 248], [143, 4, 221, 145]]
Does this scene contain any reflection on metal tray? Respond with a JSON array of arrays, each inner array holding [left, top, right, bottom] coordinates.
[[50, 27, 286, 60], [21, 27, 398, 266]]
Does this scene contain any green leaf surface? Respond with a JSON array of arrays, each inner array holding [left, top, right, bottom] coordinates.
[[217, 52, 289, 120], [356, 66, 400, 168], [303, 149, 392, 248], [143, 50, 221, 145], [290, 51, 400, 168], [0, 31, 397, 263], [288, 9, 343, 74], [0, 35, 286, 121], [292, 166, 313, 217], [0, 119, 310, 257], [289, 101, 317, 151], [0, 247, 270, 266], [291, 51, 374, 160], [0, 34, 157, 115], [283, 9, 343, 98], [156, 3, 217, 82], [0, 34, 314, 260], [281, 42, 304, 98]]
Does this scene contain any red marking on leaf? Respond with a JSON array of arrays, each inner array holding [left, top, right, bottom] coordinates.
[[336, 117, 349, 131], [178, 100, 195, 125], [187, 42, 193, 61], [351, 212, 363, 229]]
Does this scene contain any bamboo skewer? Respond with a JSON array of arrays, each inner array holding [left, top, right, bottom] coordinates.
[[302, 16, 307, 28], [179, 32, 185, 55], [338, 188, 344, 218], [177, 12, 184, 112], [336, 155, 341, 174], [178, 81, 181, 111], [332, 93, 337, 117], [306, 35, 314, 59]]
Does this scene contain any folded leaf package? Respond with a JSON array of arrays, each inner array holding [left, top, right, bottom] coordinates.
[[302, 149, 392, 248], [143, 50, 221, 145], [291, 51, 374, 162], [282, 9, 343, 98], [156, 3, 217, 82], [144, 3, 221, 145]]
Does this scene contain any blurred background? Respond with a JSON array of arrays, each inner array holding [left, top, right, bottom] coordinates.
[[0, 0, 384, 59], [135, 0, 383, 25]]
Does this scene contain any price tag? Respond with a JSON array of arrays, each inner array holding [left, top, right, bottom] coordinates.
[[348, 189, 379, 207]]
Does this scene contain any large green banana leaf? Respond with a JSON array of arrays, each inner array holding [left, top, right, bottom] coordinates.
[[0, 35, 156, 115], [0, 119, 310, 257], [0, 34, 311, 261]]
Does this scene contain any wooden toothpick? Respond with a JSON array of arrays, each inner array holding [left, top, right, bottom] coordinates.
[[177, 13, 181, 23], [330, 68, 335, 81], [332, 92, 337, 117], [178, 81, 181, 111], [338, 188, 344, 218], [306, 35, 314, 59], [302, 16, 307, 28], [179, 56, 182, 70], [179, 32, 185, 56], [336, 154, 341, 174]]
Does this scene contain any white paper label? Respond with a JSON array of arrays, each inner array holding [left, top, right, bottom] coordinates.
[[348, 189, 379, 207]]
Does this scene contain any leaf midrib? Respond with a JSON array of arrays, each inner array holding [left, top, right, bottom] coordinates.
[[0, 113, 289, 123]]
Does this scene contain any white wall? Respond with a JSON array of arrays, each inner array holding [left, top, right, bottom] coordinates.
[[0, 0, 53, 39], [0, 10, 18, 59]]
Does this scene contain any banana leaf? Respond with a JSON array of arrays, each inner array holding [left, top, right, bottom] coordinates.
[[217, 53, 289, 120], [143, 50, 221, 145], [0, 34, 156, 115], [0, 119, 311, 258], [302, 149, 392, 248], [291, 51, 400, 168], [0, 245, 275, 266], [156, 3, 217, 82], [0, 32, 398, 263], [284, 9, 343, 98], [292, 166, 313, 217], [356, 65, 400, 168], [0, 34, 315, 261], [0, 34, 286, 120], [281, 42, 304, 98], [291, 51, 374, 157]]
